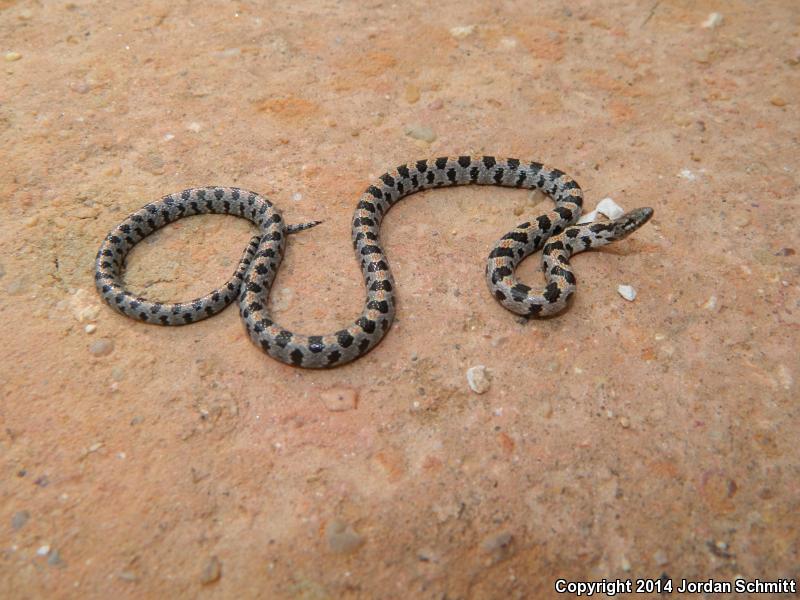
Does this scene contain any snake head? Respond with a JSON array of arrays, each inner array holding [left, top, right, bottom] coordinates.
[[610, 207, 654, 240]]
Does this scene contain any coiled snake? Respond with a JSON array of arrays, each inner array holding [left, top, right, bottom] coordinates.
[[94, 156, 653, 368]]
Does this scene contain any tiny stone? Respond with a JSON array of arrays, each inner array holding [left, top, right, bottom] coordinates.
[[291, 192, 302, 202], [621, 556, 631, 572], [701, 295, 717, 310], [481, 532, 513, 553], [617, 285, 637, 301], [47, 549, 63, 566], [770, 96, 787, 107], [320, 388, 358, 412], [466, 365, 491, 394], [481, 531, 514, 563], [200, 556, 222, 585], [118, 571, 138, 582], [404, 84, 420, 104], [89, 338, 114, 357], [4, 51, 22, 62], [186, 121, 202, 132], [36, 545, 50, 556], [450, 25, 476, 39], [11, 510, 30, 530], [653, 550, 668, 566], [619, 416, 631, 428], [84, 324, 96, 334], [326, 519, 364, 554], [405, 125, 436, 143], [700, 12, 723, 28], [775, 247, 795, 256]]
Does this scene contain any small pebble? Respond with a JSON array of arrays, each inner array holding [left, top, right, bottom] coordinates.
[[186, 122, 202, 132], [774, 247, 795, 256], [319, 388, 358, 412], [577, 198, 625, 224], [4, 51, 22, 62], [36, 545, 50, 556], [770, 96, 787, 107], [678, 169, 697, 181], [84, 324, 96, 334], [404, 84, 420, 104], [450, 25, 476, 39], [11, 510, 30, 530], [596, 198, 625, 219], [700, 12, 723, 29], [481, 532, 513, 553], [617, 285, 637, 301], [326, 519, 364, 554], [405, 125, 436, 143], [619, 416, 631, 428], [291, 192, 302, 202], [653, 550, 668, 566], [47, 549, 63, 566], [200, 556, 222, 584], [89, 338, 114, 357], [481, 531, 514, 563], [466, 365, 491, 394], [701, 295, 717, 310]]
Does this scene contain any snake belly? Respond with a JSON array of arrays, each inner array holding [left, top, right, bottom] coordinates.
[[95, 156, 653, 368]]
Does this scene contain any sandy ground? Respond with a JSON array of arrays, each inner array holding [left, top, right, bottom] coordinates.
[[1, 0, 799, 598]]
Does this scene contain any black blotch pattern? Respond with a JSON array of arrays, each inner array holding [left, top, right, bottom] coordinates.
[[337, 330, 354, 348], [536, 214, 552, 231], [274, 330, 293, 348], [290, 349, 304, 366], [544, 282, 561, 303]]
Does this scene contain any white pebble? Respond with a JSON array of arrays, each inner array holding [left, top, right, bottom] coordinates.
[[291, 192, 302, 202], [466, 365, 491, 394], [595, 198, 625, 219], [84, 324, 96, 334], [450, 25, 476, 39], [577, 198, 624, 224], [701, 12, 723, 28], [617, 284, 637, 301], [36, 545, 50, 556], [701, 295, 717, 310], [163, 133, 175, 141], [678, 169, 697, 181], [186, 122, 202, 132], [405, 125, 437, 143]]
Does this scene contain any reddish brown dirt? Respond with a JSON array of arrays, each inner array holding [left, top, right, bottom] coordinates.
[[1, 1, 798, 598]]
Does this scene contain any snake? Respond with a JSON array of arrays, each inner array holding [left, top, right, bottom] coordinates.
[[94, 156, 653, 368]]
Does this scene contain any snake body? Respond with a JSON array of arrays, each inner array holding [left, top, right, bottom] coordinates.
[[95, 156, 653, 368]]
